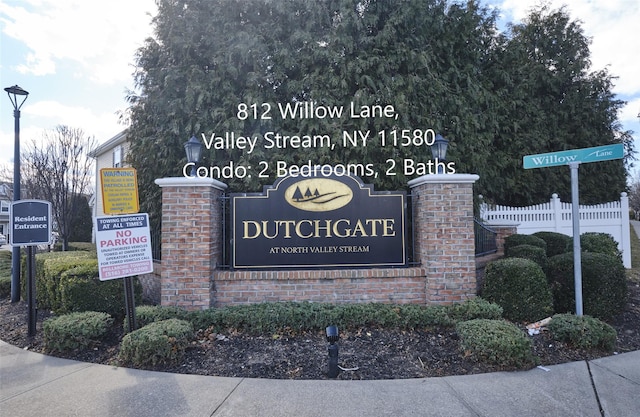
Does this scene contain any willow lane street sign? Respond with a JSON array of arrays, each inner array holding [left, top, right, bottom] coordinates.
[[522, 143, 624, 317], [523, 143, 624, 169]]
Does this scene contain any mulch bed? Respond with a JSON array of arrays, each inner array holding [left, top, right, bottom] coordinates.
[[1, 278, 638, 380]]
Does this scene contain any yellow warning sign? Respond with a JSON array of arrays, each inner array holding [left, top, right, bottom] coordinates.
[[100, 168, 140, 215]]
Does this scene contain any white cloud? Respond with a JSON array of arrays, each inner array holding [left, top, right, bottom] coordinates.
[[0, 100, 126, 168], [0, 0, 156, 84], [620, 98, 640, 125]]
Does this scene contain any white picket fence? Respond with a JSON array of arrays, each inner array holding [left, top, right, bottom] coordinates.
[[480, 193, 631, 268]]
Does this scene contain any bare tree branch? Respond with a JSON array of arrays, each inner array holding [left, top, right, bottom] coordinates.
[[22, 125, 97, 250]]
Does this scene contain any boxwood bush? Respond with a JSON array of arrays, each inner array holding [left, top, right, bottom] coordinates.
[[532, 231, 571, 257], [546, 252, 627, 320], [456, 319, 535, 368], [504, 234, 546, 257], [119, 319, 194, 367], [58, 261, 141, 318], [126, 305, 191, 332], [548, 314, 617, 351], [43, 311, 113, 352], [568, 232, 622, 261], [505, 244, 548, 270], [482, 258, 553, 322]]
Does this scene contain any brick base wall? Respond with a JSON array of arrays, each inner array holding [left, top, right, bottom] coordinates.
[[213, 268, 427, 307]]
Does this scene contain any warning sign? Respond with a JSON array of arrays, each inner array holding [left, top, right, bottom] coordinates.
[[94, 213, 153, 281], [100, 168, 140, 215]]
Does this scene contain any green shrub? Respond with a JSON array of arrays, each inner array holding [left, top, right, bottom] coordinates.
[[532, 231, 571, 257], [0, 276, 10, 298], [25, 251, 95, 310], [548, 314, 617, 351], [570, 233, 622, 261], [188, 302, 460, 334], [445, 298, 503, 322], [456, 319, 535, 368], [0, 250, 11, 279], [504, 234, 546, 257], [505, 244, 548, 270], [43, 311, 113, 352], [58, 264, 142, 318], [482, 258, 553, 322], [126, 305, 190, 332], [547, 252, 627, 320], [119, 319, 194, 367], [53, 242, 97, 252]]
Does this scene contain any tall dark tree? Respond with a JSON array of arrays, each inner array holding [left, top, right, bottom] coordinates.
[[480, 5, 632, 205], [127, 0, 632, 230]]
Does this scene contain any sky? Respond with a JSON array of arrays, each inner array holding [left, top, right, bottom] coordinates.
[[1, 0, 639, 178]]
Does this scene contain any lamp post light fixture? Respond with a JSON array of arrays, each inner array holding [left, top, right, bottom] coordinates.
[[184, 135, 203, 177], [430, 133, 449, 174], [325, 325, 340, 378], [4, 85, 29, 303]]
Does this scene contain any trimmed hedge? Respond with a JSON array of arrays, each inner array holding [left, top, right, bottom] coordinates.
[[549, 314, 617, 351], [187, 300, 503, 334], [505, 244, 548, 270], [504, 234, 546, 257], [482, 258, 553, 322], [126, 305, 190, 332], [43, 311, 113, 352], [546, 252, 627, 320], [532, 231, 571, 257], [568, 232, 622, 261], [456, 319, 535, 368], [119, 319, 194, 367]]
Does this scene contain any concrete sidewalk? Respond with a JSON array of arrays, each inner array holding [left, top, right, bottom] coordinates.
[[1, 340, 638, 417]]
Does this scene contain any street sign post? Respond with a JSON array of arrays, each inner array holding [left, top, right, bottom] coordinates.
[[523, 144, 625, 316], [10, 199, 52, 337]]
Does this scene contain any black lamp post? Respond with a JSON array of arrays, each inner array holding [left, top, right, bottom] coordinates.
[[184, 135, 203, 177], [4, 85, 29, 303], [431, 133, 449, 174]]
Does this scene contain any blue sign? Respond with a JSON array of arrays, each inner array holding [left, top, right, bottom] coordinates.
[[523, 144, 624, 169], [10, 200, 52, 246], [232, 170, 406, 268]]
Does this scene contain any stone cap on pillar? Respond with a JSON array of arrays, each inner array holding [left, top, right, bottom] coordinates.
[[407, 173, 479, 188], [155, 177, 228, 191]]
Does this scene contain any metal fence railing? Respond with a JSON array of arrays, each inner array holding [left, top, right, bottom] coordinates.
[[474, 218, 497, 257]]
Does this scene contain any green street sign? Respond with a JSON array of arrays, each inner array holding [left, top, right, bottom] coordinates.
[[523, 144, 624, 169]]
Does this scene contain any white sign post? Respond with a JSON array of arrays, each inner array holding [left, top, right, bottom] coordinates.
[[94, 213, 153, 281]]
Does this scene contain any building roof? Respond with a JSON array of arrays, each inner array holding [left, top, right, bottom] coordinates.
[[88, 129, 128, 158]]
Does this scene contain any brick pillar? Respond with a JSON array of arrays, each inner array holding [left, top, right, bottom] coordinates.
[[484, 220, 519, 256], [408, 174, 479, 304], [154, 177, 227, 310]]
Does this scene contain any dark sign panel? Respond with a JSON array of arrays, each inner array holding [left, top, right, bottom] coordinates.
[[232, 171, 406, 268], [10, 200, 52, 246]]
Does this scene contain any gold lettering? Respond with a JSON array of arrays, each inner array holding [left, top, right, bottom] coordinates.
[[295, 220, 314, 238], [382, 219, 395, 236], [243, 221, 261, 239]]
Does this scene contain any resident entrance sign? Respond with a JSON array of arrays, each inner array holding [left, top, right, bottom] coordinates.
[[523, 144, 624, 169], [94, 213, 153, 281], [232, 170, 406, 268], [10, 200, 52, 245]]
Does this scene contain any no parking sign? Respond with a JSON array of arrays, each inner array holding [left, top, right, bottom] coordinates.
[[94, 213, 153, 281]]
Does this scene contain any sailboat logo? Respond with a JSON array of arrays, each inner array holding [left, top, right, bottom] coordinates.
[[284, 179, 353, 212]]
